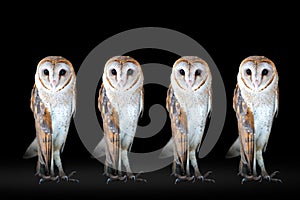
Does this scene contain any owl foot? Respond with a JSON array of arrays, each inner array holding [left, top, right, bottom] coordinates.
[[262, 171, 282, 183], [106, 174, 127, 184], [174, 174, 195, 184], [128, 172, 147, 183], [195, 171, 215, 183], [37, 174, 59, 184], [58, 171, 79, 183], [241, 175, 262, 184]]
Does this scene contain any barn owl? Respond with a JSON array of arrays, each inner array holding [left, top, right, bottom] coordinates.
[[160, 56, 214, 184], [93, 56, 145, 184], [226, 55, 281, 183], [23, 56, 78, 184]]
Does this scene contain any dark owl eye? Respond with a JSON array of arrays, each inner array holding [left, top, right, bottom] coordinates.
[[127, 69, 133, 75], [262, 69, 268, 76], [43, 69, 49, 76], [195, 69, 201, 76], [179, 69, 185, 75], [246, 68, 252, 75], [111, 69, 117, 75], [59, 69, 66, 76]]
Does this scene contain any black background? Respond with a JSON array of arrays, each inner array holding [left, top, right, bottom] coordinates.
[[2, 2, 299, 199]]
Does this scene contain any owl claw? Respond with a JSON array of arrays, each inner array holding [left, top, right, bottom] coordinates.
[[196, 177, 215, 183], [38, 175, 59, 184], [195, 171, 215, 183], [262, 171, 282, 183], [241, 175, 262, 184], [106, 178, 112, 184], [197, 176, 215, 183], [105, 174, 127, 184], [174, 175, 195, 184], [128, 172, 147, 183], [58, 171, 79, 183], [241, 177, 247, 184]]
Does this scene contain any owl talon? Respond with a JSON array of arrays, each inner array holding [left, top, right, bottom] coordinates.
[[39, 178, 45, 184], [195, 171, 215, 183], [106, 178, 112, 184], [197, 176, 215, 183], [58, 171, 79, 183], [264, 175, 271, 182], [174, 175, 195, 184], [105, 174, 127, 184], [128, 172, 147, 183], [129, 174, 136, 181], [241, 175, 262, 184], [263, 171, 282, 183], [38, 175, 59, 184], [270, 171, 279, 177], [241, 177, 247, 184]]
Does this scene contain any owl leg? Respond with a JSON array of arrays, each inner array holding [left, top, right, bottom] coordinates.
[[120, 149, 146, 183], [239, 153, 261, 184], [120, 133, 147, 183], [190, 150, 215, 183], [36, 164, 59, 184], [103, 160, 126, 184], [53, 150, 79, 183], [256, 150, 282, 183], [36, 152, 58, 184], [104, 138, 127, 184], [172, 157, 195, 184], [172, 133, 194, 184], [173, 159, 195, 184]]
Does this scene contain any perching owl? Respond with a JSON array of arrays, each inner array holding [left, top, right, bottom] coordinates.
[[226, 55, 281, 183], [93, 56, 145, 184], [160, 56, 214, 184], [23, 56, 78, 184]]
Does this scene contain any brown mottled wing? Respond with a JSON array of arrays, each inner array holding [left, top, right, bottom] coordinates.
[[97, 84, 120, 170], [23, 85, 39, 159], [226, 84, 242, 158], [234, 85, 254, 174], [31, 85, 53, 175], [164, 85, 188, 173]]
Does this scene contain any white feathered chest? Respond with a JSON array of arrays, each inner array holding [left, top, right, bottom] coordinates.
[[106, 89, 141, 138]]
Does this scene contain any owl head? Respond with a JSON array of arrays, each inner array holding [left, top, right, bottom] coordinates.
[[35, 56, 76, 92], [238, 56, 278, 92], [171, 56, 211, 91], [103, 56, 144, 92]]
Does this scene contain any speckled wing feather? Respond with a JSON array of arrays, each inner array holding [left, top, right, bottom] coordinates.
[[233, 84, 254, 174], [30, 85, 53, 176], [23, 85, 39, 159], [96, 84, 120, 170], [161, 85, 188, 173]]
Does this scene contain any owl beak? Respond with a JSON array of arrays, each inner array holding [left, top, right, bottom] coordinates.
[[188, 79, 194, 87], [253, 79, 260, 90], [119, 80, 126, 87], [51, 80, 58, 89]]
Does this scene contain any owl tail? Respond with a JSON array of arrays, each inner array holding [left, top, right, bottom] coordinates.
[[92, 138, 106, 158], [23, 138, 38, 159], [226, 138, 240, 158], [159, 138, 174, 159]]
